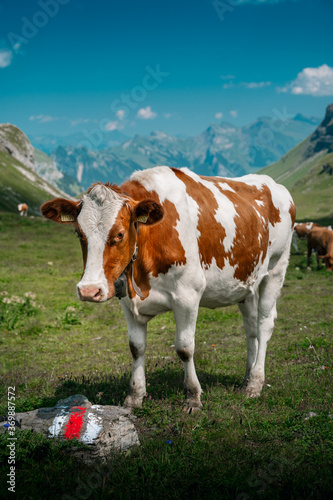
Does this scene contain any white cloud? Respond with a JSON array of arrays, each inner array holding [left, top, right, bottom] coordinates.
[[220, 74, 236, 80], [137, 106, 157, 120], [223, 82, 235, 89], [223, 80, 271, 89], [0, 49, 13, 68], [116, 109, 126, 120], [105, 121, 119, 131], [230, 110, 238, 118], [242, 81, 271, 88], [215, 112, 223, 119], [278, 64, 333, 96], [70, 118, 90, 127], [29, 114, 58, 123]]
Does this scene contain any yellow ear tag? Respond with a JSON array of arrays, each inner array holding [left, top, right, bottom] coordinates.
[[137, 214, 149, 223], [61, 214, 75, 222]]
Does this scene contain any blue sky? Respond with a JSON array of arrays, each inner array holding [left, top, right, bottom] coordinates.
[[1, 0, 333, 139]]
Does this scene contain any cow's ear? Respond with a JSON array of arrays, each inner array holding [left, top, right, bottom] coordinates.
[[41, 198, 80, 224], [134, 199, 164, 226]]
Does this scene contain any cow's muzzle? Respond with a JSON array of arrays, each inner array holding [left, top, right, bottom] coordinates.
[[77, 284, 106, 302]]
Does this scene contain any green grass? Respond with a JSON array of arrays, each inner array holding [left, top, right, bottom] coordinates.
[[0, 213, 332, 499], [259, 140, 333, 221]]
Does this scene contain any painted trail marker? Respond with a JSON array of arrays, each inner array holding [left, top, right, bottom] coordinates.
[[2, 395, 140, 462]]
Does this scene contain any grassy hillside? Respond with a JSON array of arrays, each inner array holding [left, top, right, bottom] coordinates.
[[259, 140, 333, 222], [259, 105, 333, 223], [0, 150, 68, 215], [0, 213, 332, 499]]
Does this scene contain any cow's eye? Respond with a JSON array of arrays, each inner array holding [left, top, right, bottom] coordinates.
[[116, 232, 124, 241]]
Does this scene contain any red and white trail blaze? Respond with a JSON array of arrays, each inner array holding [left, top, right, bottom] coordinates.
[[41, 166, 296, 409]]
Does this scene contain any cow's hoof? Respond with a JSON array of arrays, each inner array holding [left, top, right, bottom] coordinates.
[[183, 393, 202, 413], [183, 404, 201, 414], [245, 384, 263, 398], [123, 395, 143, 409]]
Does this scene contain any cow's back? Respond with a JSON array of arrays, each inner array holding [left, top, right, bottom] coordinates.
[[122, 167, 295, 306]]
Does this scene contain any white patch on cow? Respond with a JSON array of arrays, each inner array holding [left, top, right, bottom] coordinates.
[[77, 184, 125, 297], [179, 168, 238, 253], [306, 223, 313, 230], [255, 200, 265, 207], [131, 166, 201, 263], [217, 182, 235, 193], [81, 408, 103, 444]]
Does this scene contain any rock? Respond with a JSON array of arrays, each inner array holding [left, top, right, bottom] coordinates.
[[304, 411, 318, 420], [0, 123, 34, 170], [2, 395, 140, 462]]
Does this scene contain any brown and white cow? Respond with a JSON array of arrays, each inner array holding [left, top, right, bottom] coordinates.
[[41, 166, 296, 409], [292, 222, 319, 253], [18, 203, 28, 216], [307, 226, 333, 271]]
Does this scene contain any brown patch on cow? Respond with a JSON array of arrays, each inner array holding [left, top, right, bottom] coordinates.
[[129, 341, 140, 360], [289, 202, 296, 228], [295, 222, 320, 238], [308, 227, 333, 271], [120, 180, 187, 299], [171, 169, 281, 282], [102, 203, 138, 297]]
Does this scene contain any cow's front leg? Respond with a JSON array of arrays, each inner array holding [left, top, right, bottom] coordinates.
[[173, 304, 202, 411], [121, 301, 147, 409]]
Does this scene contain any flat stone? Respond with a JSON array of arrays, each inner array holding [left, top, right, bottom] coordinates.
[[2, 394, 140, 462]]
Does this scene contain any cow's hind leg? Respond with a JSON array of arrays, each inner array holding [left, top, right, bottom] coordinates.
[[121, 301, 147, 409], [173, 302, 202, 410], [238, 291, 259, 389], [246, 250, 290, 397]]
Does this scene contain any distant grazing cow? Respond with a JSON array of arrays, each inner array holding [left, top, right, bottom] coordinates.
[[41, 167, 295, 409], [18, 203, 28, 216], [307, 226, 333, 271], [292, 222, 319, 252]]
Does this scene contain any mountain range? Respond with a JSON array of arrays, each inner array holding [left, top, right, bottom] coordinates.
[[260, 104, 333, 221], [32, 114, 319, 194], [1, 107, 332, 223], [0, 124, 72, 214]]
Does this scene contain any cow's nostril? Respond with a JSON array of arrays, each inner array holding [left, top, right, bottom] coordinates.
[[78, 285, 104, 301]]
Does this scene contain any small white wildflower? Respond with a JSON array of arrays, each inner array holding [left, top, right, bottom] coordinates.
[[31, 301, 37, 307], [24, 292, 36, 299], [11, 295, 25, 304], [67, 306, 76, 312], [0, 291, 8, 296], [48, 262, 53, 266], [2, 297, 12, 304]]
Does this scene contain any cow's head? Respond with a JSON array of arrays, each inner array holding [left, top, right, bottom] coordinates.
[[41, 183, 164, 301], [320, 254, 333, 271]]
